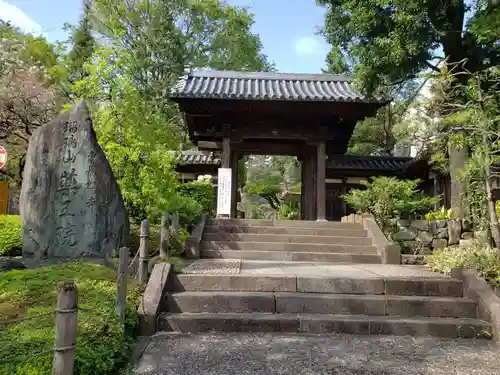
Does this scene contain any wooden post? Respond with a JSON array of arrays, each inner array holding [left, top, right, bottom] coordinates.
[[316, 141, 326, 221], [116, 247, 128, 326], [300, 159, 306, 220], [230, 152, 239, 219], [160, 212, 169, 259], [52, 281, 78, 375], [222, 136, 231, 168], [138, 220, 149, 285]]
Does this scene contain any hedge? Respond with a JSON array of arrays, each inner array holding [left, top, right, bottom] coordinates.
[[0, 215, 22, 256]]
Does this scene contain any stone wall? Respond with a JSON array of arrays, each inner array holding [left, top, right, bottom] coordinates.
[[394, 219, 474, 255]]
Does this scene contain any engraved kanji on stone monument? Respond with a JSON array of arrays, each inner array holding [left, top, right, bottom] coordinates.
[[20, 101, 129, 258]]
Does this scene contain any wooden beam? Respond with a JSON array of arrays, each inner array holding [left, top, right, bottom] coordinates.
[[232, 140, 309, 156]]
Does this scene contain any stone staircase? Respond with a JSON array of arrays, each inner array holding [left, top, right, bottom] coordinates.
[[201, 218, 381, 263], [160, 267, 491, 338], [155, 219, 492, 339]]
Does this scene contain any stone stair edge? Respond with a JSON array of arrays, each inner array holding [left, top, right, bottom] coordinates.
[[200, 250, 381, 262], [202, 232, 371, 244], [167, 290, 474, 302], [159, 311, 486, 322], [172, 273, 463, 296], [158, 312, 491, 338], [173, 273, 462, 282], [205, 221, 363, 229], [201, 240, 375, 247], [204, 223, 363, 229]]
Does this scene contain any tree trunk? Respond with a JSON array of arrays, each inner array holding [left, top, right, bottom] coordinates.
[[484, 164, 500, 248], [477, 76, 500, 248]]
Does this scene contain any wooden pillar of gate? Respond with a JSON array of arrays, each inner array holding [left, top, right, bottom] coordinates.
[[316, 140, 326, 221]]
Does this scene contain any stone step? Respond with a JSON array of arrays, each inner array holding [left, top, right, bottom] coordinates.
[[166, 291, 477, 318], [204, 225, 368, 237], [158, 312, 491, 338], [173, 274, 463, 297], [207, 218, 363, 230], [201, 241, 376, 253], [201, 249, 381, 263], [202, 233, 372, 246]]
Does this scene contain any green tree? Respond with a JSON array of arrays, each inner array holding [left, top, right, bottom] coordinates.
[[322, 45, 351, 74], [0, 21, 66, 183], [317, 0, 500, 94], [63, 0, 95, 92], [75, 0, 273, 220], [429, 65, 500, 247], [243, 156, 301, 218], [347, 78, 426, 155], [75, 46, 181, 221]]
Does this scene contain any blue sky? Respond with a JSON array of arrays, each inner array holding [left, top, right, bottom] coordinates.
[[0, 0, 330, 73]]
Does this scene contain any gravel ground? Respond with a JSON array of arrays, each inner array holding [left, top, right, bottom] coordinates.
[[133, 332, 500, 375]]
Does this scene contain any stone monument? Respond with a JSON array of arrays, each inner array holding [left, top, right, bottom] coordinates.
[[20, 101, 129, 258]]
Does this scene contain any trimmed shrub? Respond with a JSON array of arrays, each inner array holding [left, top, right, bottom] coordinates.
[[165, 194, 203, 227], [0, 215, 22, 256], [343, 176, 439, 238], [176, 179, 214, 216], [428, 241, 500, 287]]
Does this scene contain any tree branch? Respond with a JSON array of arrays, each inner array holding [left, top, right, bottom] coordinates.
[[424, 60, 441, 73]]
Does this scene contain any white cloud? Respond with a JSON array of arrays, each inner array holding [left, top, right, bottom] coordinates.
[[293, 36, 327, 57], [0, 0, 44, 36]]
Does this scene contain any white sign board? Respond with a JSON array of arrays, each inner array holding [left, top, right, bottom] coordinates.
[[217, 168, 232, 216]]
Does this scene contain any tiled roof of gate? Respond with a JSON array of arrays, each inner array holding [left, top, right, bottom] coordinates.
[[179, 150, 220, 165], [177, 151, 414, 171], [170, 70, 384, 103], [328, 155, 413, 171]]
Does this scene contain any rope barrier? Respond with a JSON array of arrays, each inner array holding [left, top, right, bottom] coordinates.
[[0, 311, 117, 365]]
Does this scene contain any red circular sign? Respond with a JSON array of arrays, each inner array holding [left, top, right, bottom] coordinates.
[[0, 146, 7, 169]]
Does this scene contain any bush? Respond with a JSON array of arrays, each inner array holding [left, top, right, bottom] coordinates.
[[343, 177, 439, 237], [169, 227, 190, 257], [176, 179, 214, 217], [0, 215, 22, 256], [424, 206, 454, 221], [128, 222, 161, 256], [128, 222, 189, 258], [428, 241, 500, 287], [278, 202, 300, 220], [0, 261, 142, 375], [165, 194, 203, 227]]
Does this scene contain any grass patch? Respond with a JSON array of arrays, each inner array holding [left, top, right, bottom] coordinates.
[[0, 261, 142, 375]]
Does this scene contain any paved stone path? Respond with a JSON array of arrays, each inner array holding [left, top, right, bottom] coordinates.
[[133, 332, 500, 375], [181, 260, 449, 278]]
